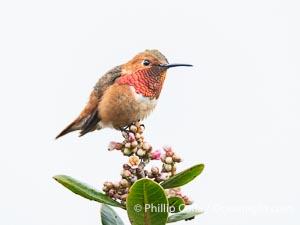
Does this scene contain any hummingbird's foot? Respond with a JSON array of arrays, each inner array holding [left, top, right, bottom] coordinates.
[[120, 126, 130, 138], [120, 125, 130, 132]]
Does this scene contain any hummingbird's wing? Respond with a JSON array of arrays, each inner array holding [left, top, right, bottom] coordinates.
[[55, 66, 122, 139]]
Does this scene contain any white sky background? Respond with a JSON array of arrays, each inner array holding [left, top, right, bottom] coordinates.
[[0, 0, 299, 224]]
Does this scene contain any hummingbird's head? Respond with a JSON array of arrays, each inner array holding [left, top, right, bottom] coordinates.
[[117, 49, 192, 99]]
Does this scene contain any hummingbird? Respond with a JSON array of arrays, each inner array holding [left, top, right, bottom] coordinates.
[[56, 49, 192, 139]]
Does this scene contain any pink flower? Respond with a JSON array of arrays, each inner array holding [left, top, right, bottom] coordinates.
[[108, 141, 123, 151], [128, 132, 136, 142], [150, 149, 161, 160], [163, 145, 175, 157]]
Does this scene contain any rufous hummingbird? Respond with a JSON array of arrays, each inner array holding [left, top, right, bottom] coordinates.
[[56, 49, 192, 139]]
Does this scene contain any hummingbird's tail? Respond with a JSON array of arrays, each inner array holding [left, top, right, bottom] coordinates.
[[56, 108, 101, 139], [55, 120, 81, 139]]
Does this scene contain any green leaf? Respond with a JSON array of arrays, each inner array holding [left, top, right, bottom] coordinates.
[[168, 197, 185, 213], [126, 178, 168, 225], [161, 164, 204, 189], [101, 204, 125, 225], [167, 210, 203, 223], [53, 175, 125, 209]]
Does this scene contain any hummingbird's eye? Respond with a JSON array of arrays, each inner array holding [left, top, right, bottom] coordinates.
[[142, 59, 151, 66]]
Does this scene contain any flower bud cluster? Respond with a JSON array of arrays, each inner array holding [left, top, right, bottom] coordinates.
[[103, 158, 147, 205], [103, 122, 185, 205], [146, 166, 170, 183], [108, 122, 157, 160], [102, 180, 129, 205], [160, 145, 182, 176], [165, 187, 193, 205]]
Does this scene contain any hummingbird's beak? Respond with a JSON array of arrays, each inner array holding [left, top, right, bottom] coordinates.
[[159, 63, 193, 69]]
